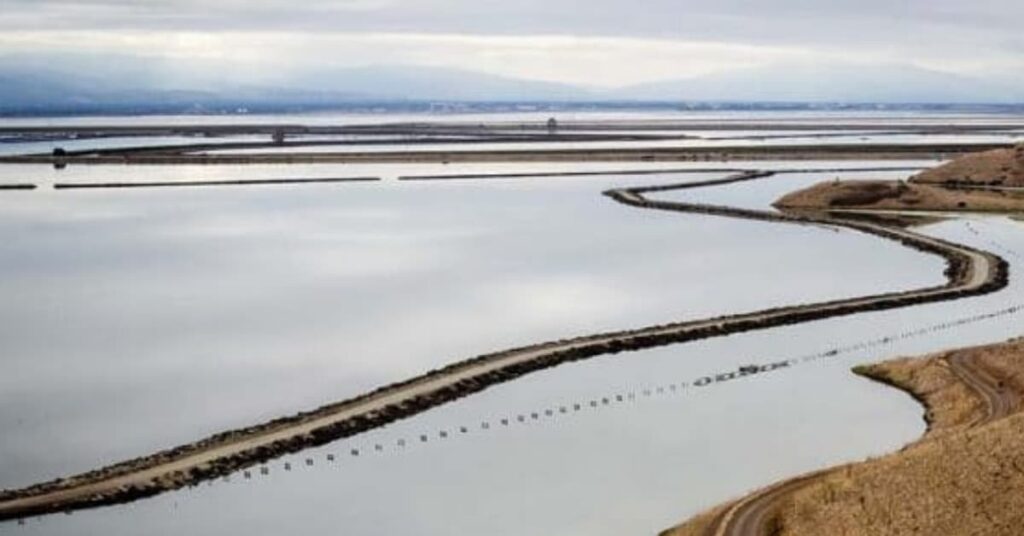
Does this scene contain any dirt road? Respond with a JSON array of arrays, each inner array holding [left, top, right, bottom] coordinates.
[[948, 352, 1018, 425]]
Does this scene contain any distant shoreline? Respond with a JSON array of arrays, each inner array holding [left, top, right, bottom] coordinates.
[[1, 142, 1012, 166], [4, 101, 1024, 119]]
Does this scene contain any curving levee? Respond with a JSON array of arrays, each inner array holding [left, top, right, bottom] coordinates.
[[0, 171, 1009, 522]]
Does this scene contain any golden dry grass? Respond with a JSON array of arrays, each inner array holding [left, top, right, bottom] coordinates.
[[852, 355, 983, 440], [773, 341, 1024, 535], [777, 412, 1024, 535], [663, 338, 1024, 536], [912, 144, 1024, 186], [774, 179, 1024, 212]]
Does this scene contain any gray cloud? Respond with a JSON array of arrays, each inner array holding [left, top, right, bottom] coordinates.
[[2, 0, 1022, 38], [0, 0, 1022, 88]]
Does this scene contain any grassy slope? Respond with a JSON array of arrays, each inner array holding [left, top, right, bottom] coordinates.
[[912, 144, 1024, 187], [774, 179, 1024, 212], [664, 338, 1024, 536]]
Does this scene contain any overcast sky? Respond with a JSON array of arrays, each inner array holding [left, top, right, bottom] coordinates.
[[1, 0, 1022, 87]]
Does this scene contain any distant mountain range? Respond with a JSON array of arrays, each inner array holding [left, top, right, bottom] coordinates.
[[614, 63, 1024, 104], [0, 57, 590, 114], [0, 55, 1021, 115]]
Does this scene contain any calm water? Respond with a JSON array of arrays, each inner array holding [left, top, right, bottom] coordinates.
[[0, 166, 946, 488], [5, 209, 1022, 535], [2, 109, 1022, 159], [198, 132, 1022, 156], [659, 166, 928, 210], [0, 126, 1022, 534], [0, 161, 728, 187], [0, 135, 271, 158]]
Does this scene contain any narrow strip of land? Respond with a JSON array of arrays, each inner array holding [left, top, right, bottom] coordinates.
[[399, 168, 746, 181], [398, 165, 923, 182], [1, 142, 1011, 166], [52, 176, 379, 189], [0, 170, 1008, 522]]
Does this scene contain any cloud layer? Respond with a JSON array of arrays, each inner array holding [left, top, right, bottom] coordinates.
[[1, 0, 1022, 89]]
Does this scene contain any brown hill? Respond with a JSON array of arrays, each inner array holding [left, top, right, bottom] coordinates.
[[774, 179, 1024, 212], [663, 337, 1024, 536], [769, 340, 1024, 535], [912, 144, 1024, 186]]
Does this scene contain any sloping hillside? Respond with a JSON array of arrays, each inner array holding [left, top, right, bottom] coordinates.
[[774, 179, 1024, 212], [912, 144, 1024, 186]]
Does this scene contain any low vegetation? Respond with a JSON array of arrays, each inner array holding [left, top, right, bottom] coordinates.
[[664, 338, 1024, 536], [774, 340, 1024, 535], [774, 179, 1024, 212], [912, 143, 1024, 187]]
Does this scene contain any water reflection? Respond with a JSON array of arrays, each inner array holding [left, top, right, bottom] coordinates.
[[0, 165, 1021, 535]]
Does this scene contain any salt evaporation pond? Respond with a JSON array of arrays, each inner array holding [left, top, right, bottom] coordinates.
[[0, 160, 726, 188], [0, 135, 269, 158], [1, 162, 1022, 535]]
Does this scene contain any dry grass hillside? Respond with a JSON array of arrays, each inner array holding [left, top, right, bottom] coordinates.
[[913, 143, 1024, 186], [663, 338, 1024, 536], [774, 340, 1024, 535], [774, 179, 1024, 212]]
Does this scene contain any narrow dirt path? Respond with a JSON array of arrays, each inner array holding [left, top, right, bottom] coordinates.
[[0, 171, 1008, 522], [948, 352, 1018, 425]]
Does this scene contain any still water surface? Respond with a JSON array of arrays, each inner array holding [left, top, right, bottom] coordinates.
[[0, 162, 1021, 535]]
